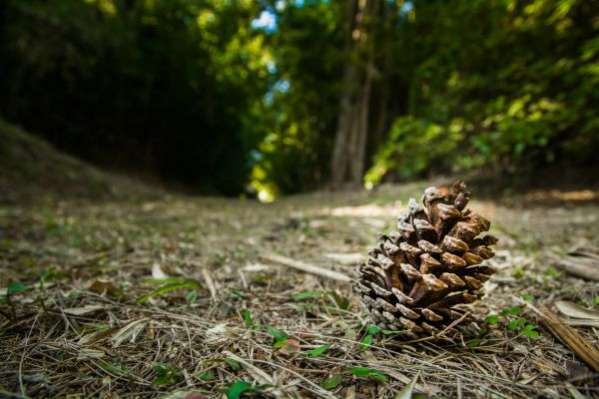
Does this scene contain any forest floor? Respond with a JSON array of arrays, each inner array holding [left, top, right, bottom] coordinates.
[[1, 179, 599, 399]]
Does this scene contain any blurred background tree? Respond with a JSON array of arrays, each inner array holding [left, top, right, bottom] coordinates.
[[1, 0, 597, 198]]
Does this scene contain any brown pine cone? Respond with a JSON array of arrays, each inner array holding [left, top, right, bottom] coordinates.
[[355, 181, 497, 340]]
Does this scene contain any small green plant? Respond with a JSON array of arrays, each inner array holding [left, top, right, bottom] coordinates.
[[512, 266, 525, 279], [225, 380, 262, 399], [152, 363, 182, 386], [321, 374, 343, 390], [485, 305, 540, 339], [359, 324, 381, 350], [349, 367, 388, 383], [522, 294, 535, 302], [545, 267, 560, 279], [138, 278, 201, 304], [228, 288, 246, 300], [224, 358, 242, 371], [292, 290, 322, 301], [307, 343, 331, 358], [240, 309, 254, 328], [196, 370, 215, 382], [266, 325, 288, 348]]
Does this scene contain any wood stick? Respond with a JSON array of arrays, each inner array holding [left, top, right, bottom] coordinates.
[[537, 305, 599, 373], [200, 268, 217, 300], [555, 257, 599, 281], [260, 252, 352, 282]]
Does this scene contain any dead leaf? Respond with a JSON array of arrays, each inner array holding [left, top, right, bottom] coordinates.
[[204, 323, 228, 345], [64, 305, 108, 316], [555, 300, 599, 320], [278, 338, 301, 355], [88, 279, 123, 298], [152, 263, 170, 279], [111, 319, 148, 348], [77, 348, 106, 360]]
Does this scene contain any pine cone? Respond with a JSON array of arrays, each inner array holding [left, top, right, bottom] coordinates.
[[355, 181, 497, 340]]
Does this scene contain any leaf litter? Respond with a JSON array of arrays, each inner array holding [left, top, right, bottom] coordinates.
[[1, 184, 598, 398]]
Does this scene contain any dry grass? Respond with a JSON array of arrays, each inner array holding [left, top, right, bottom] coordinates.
[[1, 183, 598, 398]]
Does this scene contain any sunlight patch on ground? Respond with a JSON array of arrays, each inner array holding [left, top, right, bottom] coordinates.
[[322, 202, 405, 218]]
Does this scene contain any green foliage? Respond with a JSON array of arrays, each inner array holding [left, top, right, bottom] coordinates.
[[292, 290, 322, 301], [1, 0, 270, 195], [240, 309, 254, 328], [224, 358, 242, 372], [7, 282, 29, 296], [152, 363, 182, 386], [488, 306, 540, 339], [368, 0, 599, 184], [366, 117, 461, 184], [225, 380, 257, 399], [138, 279, 201, 304], [196, 370, 215, 382], [307, 343, 331, 358], [2, 0, 597, 193], [321, 374, 343, 390], [349, 367, 388, 383], [265, 325, 288, 348]]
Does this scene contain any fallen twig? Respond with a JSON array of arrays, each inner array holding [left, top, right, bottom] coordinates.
[[533, 304, 599, 373], [200, 268, 217, 300], [554, 252, 599, 281], [260, 252, 352, 282]]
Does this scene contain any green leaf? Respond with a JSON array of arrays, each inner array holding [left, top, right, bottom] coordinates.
[[545, 267, 560, 279], [307, 343, 331, 358], [224, 358, 242, 371], [197, 370, 215, 381], [360, 334, 373, 350], [186, 290, 198, 304], [240, 309, 253, 328], [366, 325, 382, 335], [152, 363, 181, 386], [350, 367, 388, 383], [7, 281, 29, 295], [594, 296, 599, 306], [321, 374, 343, 390], [226, 380, 254, 399], [484, 314, 499, 324], [292, 290, 321, 301], [512, 266, 525, 279], [99, 361, 129, 376], [138, 280, 201, 304], [229, 288, 246, 300], [265, 324, 289, 348], [522, 294, 535, 302], [500, 306, 523, 316], [382, 329, 404, 335], [507, 317, 527, 331], [466, 338, 482, 348], [522, 323, 540, 338], [266, 326, 287, 341]]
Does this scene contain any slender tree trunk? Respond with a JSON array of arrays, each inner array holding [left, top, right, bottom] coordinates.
[[350, 59, 373, 182], [330, 0, 379, 188]]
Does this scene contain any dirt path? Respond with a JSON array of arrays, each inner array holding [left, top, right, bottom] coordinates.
[[1, 183, 598, 398]]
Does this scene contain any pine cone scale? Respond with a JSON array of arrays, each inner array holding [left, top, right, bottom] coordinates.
[[356, 181, 497, 340]]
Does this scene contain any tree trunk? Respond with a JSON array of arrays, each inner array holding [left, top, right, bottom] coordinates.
[[330, 0, 379, 188]]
